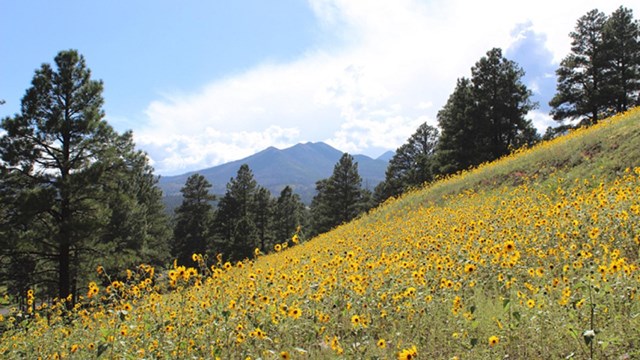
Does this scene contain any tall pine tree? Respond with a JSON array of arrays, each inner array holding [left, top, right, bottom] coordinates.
[[0, 50, 170, 303], [551, 7, 640, 124], [310, 154, 365, 236], [172, 174, 215, 266], [602, 6, 640, 114], [374, 123, 439, 202], [272, 185, 307, 244], [215, 164, 259, 261], [471, 48, 538, 161], [433, 77, 478, 174], [435, 48, 537, 176], [550, 9, 608, 124], [253, 186, 274, 253]]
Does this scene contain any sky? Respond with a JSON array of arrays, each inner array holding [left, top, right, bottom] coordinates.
[[1, 0, 637, 176]]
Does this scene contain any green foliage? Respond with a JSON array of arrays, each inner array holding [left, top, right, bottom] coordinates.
[[550, 7, 640, 124], [435, 48, 538, 176], [172, 174, 215, 266], [434, 77, 478, 175], [272, 186, 307, 245], [253, 186, 274, 252], [96, 131, 172, 275], [550, 9, 609, 124], [375, 123, 439, 202], [215, 164, 260, 261], [0, 50, 171, 304], [310, 153, 368, 236], [602, 6, 640, 114]]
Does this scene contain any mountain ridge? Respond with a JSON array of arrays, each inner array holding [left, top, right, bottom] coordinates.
[[158, 141, 391, 209]]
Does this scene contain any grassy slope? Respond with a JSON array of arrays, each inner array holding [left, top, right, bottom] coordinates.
[[1, 109, 639, 359], [402, 108, 640, 208]]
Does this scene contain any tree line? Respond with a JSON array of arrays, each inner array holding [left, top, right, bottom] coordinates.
[[0, 6, 638, 307], [172, 166, 307, 266], [374, 5, 639, 201], [174, 152, 373, 265]]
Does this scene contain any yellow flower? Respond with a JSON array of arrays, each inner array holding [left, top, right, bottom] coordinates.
[[503, 241, 516, 253], [351, 314, 362, 327], [252, 327, 266, 339], [526, 299, 535, 309], [488, 335, 499, 346], [288, 307, 302, 319], [397, 345, 417, 360], [377, 338, 386, 348], [280, 351, 290, 360]]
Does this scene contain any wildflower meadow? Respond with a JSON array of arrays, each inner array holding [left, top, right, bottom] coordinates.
[[1, 109, 639, 359]]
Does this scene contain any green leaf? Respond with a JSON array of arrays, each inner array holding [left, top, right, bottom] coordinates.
[[503, 298, 510, 309], [470, 338, 478, 347], [512, 311, 521, 322]]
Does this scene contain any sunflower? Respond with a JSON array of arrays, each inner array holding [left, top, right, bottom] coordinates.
[[397, 345, 417, 360], [503, 240, 516, 253], [488, 335, 500, 346]]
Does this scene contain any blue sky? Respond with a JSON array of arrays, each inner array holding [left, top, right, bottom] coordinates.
[[1, 1, 636, 175]]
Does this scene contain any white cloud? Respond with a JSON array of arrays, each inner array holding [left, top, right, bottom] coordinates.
[[135, 0, 635, 175], [529, 110, 556, 134]]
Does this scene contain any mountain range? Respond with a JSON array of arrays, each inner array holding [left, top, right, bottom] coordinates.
[[158, 142, 392, 210]]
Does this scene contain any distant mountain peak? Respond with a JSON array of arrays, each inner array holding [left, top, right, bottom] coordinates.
[[377, 150, 395, 162], [158, 142, 390, 209]]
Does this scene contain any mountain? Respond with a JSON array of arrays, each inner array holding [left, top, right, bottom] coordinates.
[[376, 150, 395, 162], [158, 142, 389, 209]]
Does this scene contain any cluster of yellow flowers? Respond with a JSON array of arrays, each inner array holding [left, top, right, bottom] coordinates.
[[0, 108, 639, 358]]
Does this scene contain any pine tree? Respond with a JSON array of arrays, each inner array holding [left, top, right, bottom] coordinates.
[[310, 154, 365, 236], [0, 50, 170, 303], [215, 164, 259, 261], [309, 179, 333, 236], [550, 9, 608, 124], [172, 174, 215, 266], [434, 77, 478, 174], [471, 48, 538, 161], [96, 131, 171, 275], [375, 123, 439, 202], [435, 49, 537, 176], [253, 186, 274, 252], [602, 6, 640, 114], [272, 185, 307, 244]]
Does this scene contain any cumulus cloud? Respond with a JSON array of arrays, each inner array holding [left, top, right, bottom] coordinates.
[[134, 0, 633, 175]]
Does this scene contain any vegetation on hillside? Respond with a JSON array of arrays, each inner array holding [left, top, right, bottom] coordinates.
[[0, 5, 639, 358], [1, 106, 638, 359], [0, 50, 171, 306]]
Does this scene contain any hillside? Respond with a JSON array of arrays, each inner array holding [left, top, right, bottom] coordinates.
[[2, 109, 639, 359], [158, 141, 390, 208]]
